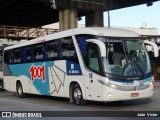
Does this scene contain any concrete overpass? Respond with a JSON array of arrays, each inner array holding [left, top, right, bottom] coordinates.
[[0, 0, 159, 31]]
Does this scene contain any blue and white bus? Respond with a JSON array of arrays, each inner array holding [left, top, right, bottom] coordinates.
[[3, 27, 156, 105]]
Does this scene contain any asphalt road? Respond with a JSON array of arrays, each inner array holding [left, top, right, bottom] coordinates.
[[0, 87, 160, 120]]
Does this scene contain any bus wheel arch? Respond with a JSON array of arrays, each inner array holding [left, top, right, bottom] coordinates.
[[69, 82, 86, 105], [16, 80, 26, 98]]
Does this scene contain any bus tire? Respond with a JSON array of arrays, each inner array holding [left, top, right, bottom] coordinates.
[[16, 82, 26, 98], [72, 83, 86, 105]]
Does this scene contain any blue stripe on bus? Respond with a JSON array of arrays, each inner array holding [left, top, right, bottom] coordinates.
[[8, 60, 82, 95], [8, 61, 53, 95]]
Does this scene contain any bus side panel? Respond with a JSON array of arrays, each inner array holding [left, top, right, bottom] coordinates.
[[48, 60, 83, 98], [48, 60, 66, 97], [3, 63, 18, 92], [3, 76, 40, 95], [4, 60, 84, 98], [3, 76, 17, 92], [4, 61, 54, 95]]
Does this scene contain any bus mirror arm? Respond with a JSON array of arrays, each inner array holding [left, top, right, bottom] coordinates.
[[86, 39, 106, 57], [144, 40, 159, 57]]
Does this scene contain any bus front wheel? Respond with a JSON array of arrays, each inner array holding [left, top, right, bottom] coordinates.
[[16, 82, 26, 98], [72, 84, 86, 105]]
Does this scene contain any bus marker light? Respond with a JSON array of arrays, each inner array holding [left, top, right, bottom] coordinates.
[[131, 93, 139, 97], [36, 39, 46, 42]]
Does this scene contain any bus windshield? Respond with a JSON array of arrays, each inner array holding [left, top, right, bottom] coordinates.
[[99, 37, 151, 78]]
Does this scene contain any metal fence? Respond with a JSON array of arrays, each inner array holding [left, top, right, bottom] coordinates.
[[0, 25, 59, 40]]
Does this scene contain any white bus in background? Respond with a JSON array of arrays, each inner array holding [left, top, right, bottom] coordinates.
[[0, 63, 2, 88], [144, 40, 159, 57], [3, 27, 157, 105], [0, 47, 4, 88], [0, 41, 23, 88]]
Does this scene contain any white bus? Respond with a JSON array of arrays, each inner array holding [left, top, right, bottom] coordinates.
[[3, 27, 155, 105]]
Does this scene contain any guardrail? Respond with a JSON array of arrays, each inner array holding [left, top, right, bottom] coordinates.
[[0, 25, 59, 40]]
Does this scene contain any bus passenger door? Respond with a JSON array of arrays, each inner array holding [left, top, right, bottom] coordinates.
[[85, 43, 103, 101]]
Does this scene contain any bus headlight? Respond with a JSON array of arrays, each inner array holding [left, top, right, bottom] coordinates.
[[150, 82, 153, 86], [110, 84, 118, 89], [98, 80, 119, 89], [108, 83, 120, 89], [144, 82, 152, 86]]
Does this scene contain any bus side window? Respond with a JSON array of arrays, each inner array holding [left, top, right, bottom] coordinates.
[[4, 51, 8, 63], [22, 48, 27, 63], [60, 37, 78, 63], [46, 40, 58, 60], [34, 44, 44, 62], [22, 47, 32, 63], [26, 47, 32, 62], [4, 51, 13, 64], [14, 49, 22, 64], [87, 46, 100, 74]]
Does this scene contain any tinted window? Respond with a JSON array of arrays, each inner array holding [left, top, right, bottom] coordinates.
[[88, 46, 100, 73], [14, 49, 22, 63], [22, 47, 32, 63], [34, 44, 44, 62], [60, 37, 78, 63], [4, 51, 13, 64], [46, 40, 58, 60]]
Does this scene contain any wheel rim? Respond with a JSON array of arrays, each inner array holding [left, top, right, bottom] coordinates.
[[18, 85, 22, 96], [73, 88, 82, 103]]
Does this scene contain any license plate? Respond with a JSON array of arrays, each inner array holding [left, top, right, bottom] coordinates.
[[131, 93, 139, 97]]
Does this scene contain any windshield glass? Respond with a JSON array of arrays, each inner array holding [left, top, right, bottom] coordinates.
[[98, 37, 151, 78]]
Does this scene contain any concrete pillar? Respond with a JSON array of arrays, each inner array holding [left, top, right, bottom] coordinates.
[[59, 8, 77, 31], [85, 10, 104, 27]]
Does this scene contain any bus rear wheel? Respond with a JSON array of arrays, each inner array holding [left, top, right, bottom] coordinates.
[[72, 84, 86, 105], [16, 82, 26, 98]]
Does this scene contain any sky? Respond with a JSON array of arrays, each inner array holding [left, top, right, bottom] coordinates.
[[78, 0, 160, 34]]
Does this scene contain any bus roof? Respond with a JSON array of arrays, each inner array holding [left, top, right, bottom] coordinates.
[[4, 27, 140, 51], [73, 27, 140, 37]]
